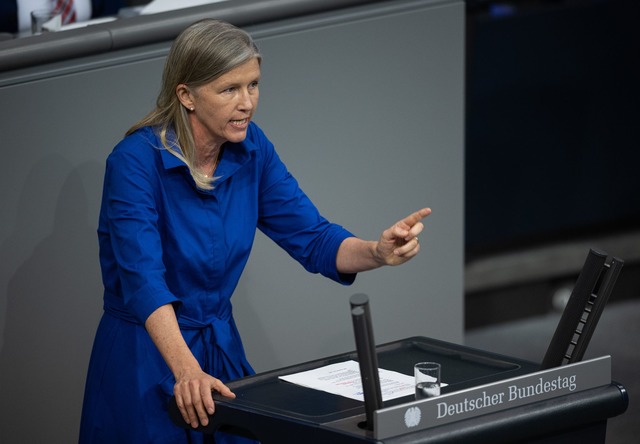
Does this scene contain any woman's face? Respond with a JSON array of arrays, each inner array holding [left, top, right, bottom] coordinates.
[[177, 57, 260, 150]]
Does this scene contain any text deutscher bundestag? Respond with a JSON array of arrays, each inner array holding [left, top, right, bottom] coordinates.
[[436, 375, 577, 418]]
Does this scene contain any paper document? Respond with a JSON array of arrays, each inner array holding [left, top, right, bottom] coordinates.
[[279, 360, 416, 402], [57, 17, 117, 31]]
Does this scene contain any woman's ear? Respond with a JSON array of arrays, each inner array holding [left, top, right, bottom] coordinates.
[[176, 84, 195, 111]]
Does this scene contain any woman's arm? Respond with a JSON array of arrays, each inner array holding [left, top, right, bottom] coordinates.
[[145, 304, 235, 428], [336, 208, 431, 274]]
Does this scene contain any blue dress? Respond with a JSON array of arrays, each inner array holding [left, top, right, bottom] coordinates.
[[79, 123, 355, 443]]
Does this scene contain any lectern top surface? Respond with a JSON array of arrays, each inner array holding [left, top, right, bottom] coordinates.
[[217, 337, 539, 424]]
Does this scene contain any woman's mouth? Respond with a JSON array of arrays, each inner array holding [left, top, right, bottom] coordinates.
[[230, 118, 249, 128]]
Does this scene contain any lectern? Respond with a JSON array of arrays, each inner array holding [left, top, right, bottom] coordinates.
[[168, 336, 627, 443], [169, 250, 628, 442]]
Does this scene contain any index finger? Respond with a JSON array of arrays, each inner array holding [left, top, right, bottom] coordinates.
[[200, 378, 236, 418], [212, 379, 236, 399], [401, 207, 431, 228]]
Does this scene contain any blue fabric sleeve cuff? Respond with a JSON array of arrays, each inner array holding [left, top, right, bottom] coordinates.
[[126, 283, 181, 324], [318, 228, 357, 285]]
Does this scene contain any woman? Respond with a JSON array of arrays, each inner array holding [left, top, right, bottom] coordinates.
[[79, 19, 430, 443]]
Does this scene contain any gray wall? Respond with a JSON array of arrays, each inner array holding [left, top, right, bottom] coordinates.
[[0, 0, 464, 441]]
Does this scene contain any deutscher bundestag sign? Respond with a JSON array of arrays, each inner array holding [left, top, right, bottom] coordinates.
[[373, 355, 612, 439]]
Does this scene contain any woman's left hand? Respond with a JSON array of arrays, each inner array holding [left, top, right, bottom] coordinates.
[[374, 207, 431, 266]]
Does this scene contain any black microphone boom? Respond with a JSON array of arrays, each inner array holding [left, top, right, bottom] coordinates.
[[350, 293, 383, 431]]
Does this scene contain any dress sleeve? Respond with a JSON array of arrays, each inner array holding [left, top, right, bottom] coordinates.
[[252, 126, 356, 285], [101, 135, 180, 323]]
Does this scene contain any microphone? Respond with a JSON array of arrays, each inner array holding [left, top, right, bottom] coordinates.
[[350, 293, 383, 430]]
